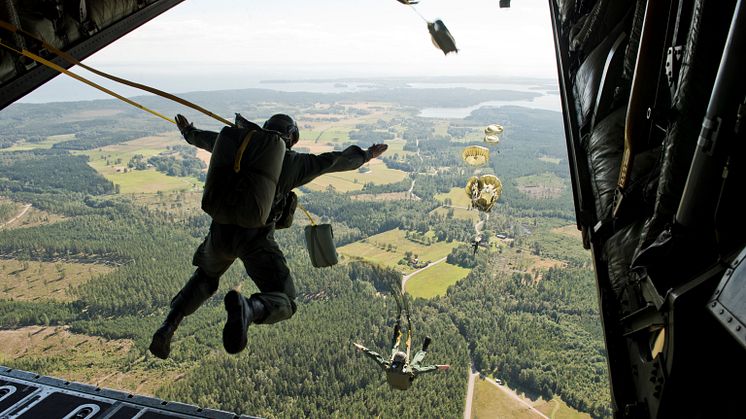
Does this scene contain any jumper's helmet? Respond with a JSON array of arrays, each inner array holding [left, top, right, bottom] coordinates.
[[263, 114, 299, 148]]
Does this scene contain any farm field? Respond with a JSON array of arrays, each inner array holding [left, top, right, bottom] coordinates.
[[338, 228, 462, 275], [81, 133, 202, 194], [435, 187, 473, 208], [305, 159, 407, 192], [405, 261, 470, 299]]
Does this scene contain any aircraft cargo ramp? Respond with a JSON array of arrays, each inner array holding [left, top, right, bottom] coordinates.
[[0, 366, 258, 419]]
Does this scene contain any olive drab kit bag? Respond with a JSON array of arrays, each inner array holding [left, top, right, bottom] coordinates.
[[304, 223, 338, 268], [201, 126, 286, 228]]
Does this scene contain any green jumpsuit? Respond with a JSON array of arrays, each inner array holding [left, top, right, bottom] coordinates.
[[170, 124, 372, 324], [358, 325, 440, 390]]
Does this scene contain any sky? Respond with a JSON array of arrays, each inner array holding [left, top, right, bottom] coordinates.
[[21, 0, 559, 103]]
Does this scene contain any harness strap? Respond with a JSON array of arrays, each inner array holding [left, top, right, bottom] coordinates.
[[233, 131, 255, 173]]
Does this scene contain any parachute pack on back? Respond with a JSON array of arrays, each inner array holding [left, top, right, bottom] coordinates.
[[201, 124, 286, 228]]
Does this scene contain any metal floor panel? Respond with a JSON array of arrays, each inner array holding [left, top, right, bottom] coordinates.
[[0, 366, 260, 419]]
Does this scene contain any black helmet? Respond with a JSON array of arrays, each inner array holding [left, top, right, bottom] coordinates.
[[263, 114, 299, 148]]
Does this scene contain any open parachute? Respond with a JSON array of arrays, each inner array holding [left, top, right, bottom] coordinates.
[[461, 145, 490, 166], [465, 175, 503, 213], [484, 124, 504, 144]]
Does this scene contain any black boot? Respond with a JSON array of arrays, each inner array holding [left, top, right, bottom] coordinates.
[[422, 336, 432, 352], [223, 291, 266, 354], [149, 310, 184, 359]]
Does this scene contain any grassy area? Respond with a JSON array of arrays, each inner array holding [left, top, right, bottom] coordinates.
[[304, 159, 407, 192], [472, 378, 540, 419], [80, 134, 203, 194], [435, 187, 472, 208], [515, 172, 566, 199], [406, 262, 470, 299], [536, 397, 592, 419], [0, 134, 75, 152], [0, 259, 114, 302], [472, 378, 590, 419], [529, 225, 589, 264], [538, 156, 562, 165], [338, 228, 461, 274], [0, 326, 181, 396], [430, 206, 481, 222]]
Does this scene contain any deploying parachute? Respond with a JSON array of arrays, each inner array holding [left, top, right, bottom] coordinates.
[[484, 124, 504, 144], [461, 145, 490, 166], [465, 175, 503, 212], [393, 0, 458, 55], [427, 20, 459, 55]]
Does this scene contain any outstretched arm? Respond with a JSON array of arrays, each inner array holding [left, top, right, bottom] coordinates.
[[412, 364, 450, 376], [175, 114, 219, 152], [291, 144, 388, 188], [354, 343, 389, 371]]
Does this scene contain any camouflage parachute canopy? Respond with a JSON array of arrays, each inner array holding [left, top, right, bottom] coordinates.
[[461, 145, 490, 166], [465, 175, 503, 213], [427, 19, 458, 55]]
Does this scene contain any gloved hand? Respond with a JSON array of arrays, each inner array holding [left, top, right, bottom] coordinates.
[[367, 143, 388, 160], [174, 114, 194, 138]]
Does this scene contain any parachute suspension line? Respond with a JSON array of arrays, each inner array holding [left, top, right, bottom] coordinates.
[[402, 291, 413, 360], [0, 39, 175, 125], [408, 5, 429, 23], [0, 20, 235, 127]]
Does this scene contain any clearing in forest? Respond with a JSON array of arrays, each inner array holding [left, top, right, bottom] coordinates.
[[0, 259, 114, 302], [406, 262, 470, 299], [435, 187, 473, 209], [0, 326, 181, 396], [338, 228, 461, 275], [515, 172, 565, 199]]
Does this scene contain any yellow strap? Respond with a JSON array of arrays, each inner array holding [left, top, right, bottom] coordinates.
[[233, 131, 254, 173], [297, 204, 316, 226], [0, 40, 174, 125], [0, 20, 234, 127]]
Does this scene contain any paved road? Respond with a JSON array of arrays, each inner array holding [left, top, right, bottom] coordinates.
[[464, 368, 478, 419], [401, 256, 448, 290], [1, 204, 31, 228]]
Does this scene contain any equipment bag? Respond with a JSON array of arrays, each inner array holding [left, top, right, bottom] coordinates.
[[202, 126, 286, 228], [304, 223, 338, 268]]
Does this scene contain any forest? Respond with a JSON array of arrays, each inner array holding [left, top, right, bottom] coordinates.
[[0, 85, 610, 418]]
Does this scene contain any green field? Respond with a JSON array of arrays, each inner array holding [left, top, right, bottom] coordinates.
[[471, 378, 590, 419], [305, 160, 407, 192], [80, 134, 203, 194], [338, 228, 461, 274], [405, 261, 470, 299], [435, 187, 472, 208], [0, 134, 76, 152], [430, 206, 481, 222]]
